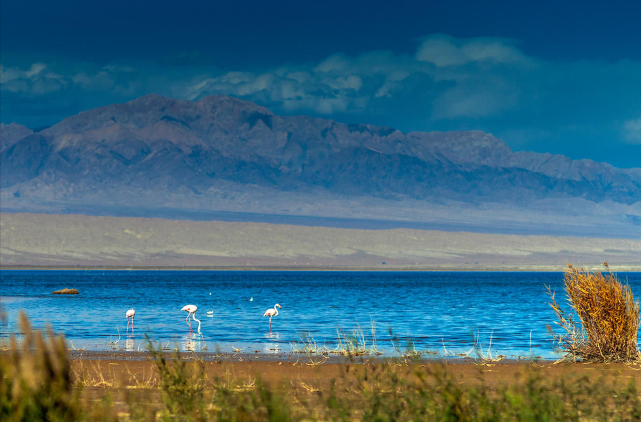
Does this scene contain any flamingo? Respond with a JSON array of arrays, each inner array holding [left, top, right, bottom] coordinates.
[[181, 304, 201, 335], [263, 304, 281, 332], [126, 309, 135, 334]]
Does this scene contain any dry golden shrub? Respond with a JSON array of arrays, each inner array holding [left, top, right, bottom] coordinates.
[[548, 264, 641, 363]]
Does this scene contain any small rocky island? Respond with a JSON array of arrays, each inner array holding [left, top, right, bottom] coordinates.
[[53, 288, 79, 295]]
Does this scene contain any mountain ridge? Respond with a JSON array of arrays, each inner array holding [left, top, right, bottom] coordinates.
[[2, 94, 635, 178], [1, 94, 640, 237]]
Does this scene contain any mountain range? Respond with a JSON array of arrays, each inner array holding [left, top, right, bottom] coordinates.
[[1, 94, 640, 238]]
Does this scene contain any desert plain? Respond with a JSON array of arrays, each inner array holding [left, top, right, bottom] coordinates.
[[1, 212, 640, 271]]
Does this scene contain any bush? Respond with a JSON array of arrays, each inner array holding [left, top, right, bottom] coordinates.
[[548, 264, 641, 363]]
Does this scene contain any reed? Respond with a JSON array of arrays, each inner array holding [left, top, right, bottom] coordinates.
[[389, 328, 425, 364], [290, 331, 323, 354], [292, 319, 383, 357], [333, 324, 370, 356], [330, 321, 383, 357], [470, 330, 506, 364], [548, 264, 641, 363]]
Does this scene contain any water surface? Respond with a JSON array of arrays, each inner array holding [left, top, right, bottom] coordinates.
[[2, 271, 639, 359]]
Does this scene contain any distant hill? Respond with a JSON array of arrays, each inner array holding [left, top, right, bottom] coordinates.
[[1, 94, 640, 237]]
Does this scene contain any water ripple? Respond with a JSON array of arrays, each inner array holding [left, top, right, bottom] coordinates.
[[1, 270, 639, 359]]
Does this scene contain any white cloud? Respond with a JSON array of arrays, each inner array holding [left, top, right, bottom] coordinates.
[[72, 71, 115, 91], [1, 35, 543, 119], [433, 91, 503, 119], [623, 117, 641, 144], [102, 65, 134, 73], [0, 63, 66, 94], [25, 63, 46, 78], [180, 35, 548, 118], [431, 71, 523, 120], [416, 37, 466, 67], [185, 66, 370, 114], [0, 63, 145, 98], [314, 54, 351, 73], [415, 34, 532, 67], [3, 34, 641, 158]]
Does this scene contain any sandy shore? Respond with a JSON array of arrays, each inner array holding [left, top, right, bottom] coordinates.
[[68, 350, 641, 391]]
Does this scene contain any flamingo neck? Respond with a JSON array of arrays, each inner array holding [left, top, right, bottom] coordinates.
[[192, 313, 201, 334], [273, 306, 279, 317]]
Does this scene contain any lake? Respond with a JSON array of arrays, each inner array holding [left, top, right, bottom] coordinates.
[[2, 270, 640, 359]]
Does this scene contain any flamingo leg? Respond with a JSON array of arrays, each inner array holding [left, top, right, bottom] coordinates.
[[126, 318, 130, 334], [269, 316, 272, 332], [132, 316, 134, 335]]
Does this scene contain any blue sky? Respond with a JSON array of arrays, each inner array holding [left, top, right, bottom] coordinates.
[[1, 0, 640, 167]]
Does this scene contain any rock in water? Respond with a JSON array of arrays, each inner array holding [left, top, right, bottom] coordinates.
[[53, 288, 79, 295]]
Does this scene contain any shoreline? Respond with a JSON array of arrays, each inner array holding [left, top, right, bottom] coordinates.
[[60, 349, 547, 364], [3, 265, 641, 272]]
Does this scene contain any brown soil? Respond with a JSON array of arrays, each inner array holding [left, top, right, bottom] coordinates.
[[71, 351, 641, 391], [66, 351, 641, 416]]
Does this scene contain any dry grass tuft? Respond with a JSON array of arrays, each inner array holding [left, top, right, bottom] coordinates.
[[72, 361, 117, 388], [548, 264, 641, 363], [125, 364, 158, 389], [291, 331, 323, 354]]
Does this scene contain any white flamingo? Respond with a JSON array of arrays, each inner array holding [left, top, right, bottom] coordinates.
[[126, 309, 135, 334], [181, 304, 201, 335], [263, 304, 281, 332]]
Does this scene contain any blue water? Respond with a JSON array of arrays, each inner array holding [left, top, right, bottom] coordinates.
[[2, 271, 640, 359]]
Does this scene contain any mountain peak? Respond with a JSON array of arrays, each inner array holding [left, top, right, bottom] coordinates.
[[0, 122, 34, 152], [125, 93, 182, 109]]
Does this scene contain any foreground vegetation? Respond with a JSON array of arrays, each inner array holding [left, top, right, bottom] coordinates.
[[4, 314, 641, 421]]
